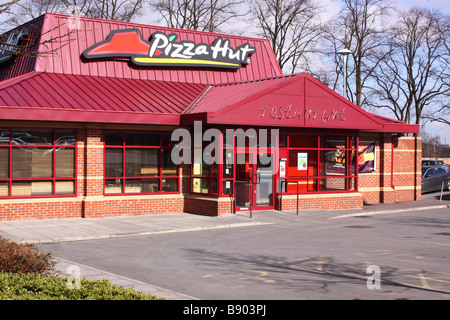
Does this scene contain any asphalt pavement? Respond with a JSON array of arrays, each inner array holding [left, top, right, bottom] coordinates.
[[0, 191, 448, 300]]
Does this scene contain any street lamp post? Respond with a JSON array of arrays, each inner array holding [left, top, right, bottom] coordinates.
[[338, 48, 352, 99]]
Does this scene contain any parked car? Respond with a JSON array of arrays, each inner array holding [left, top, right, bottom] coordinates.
[[422, 159, 447, 167], [422, 165, 450, 193]]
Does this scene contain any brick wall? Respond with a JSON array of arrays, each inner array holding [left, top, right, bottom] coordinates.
[[278, 193, 364, 211], [82, 195, 184, 218], [0, 122, 422, 220], [184, 195, 234, 216], [358, 134, 421, 204], [0, 122, 188, 220], [0, 199, 82, 220]]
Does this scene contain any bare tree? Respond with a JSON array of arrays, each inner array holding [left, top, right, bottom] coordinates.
[[3, 0, 65, 27], [0, 0, 21, 30], [368, 8, 450, 129], [423, 106, 450, 126], [151, 0, 246, 32], [320, 0, 391, 106], [250, 0, 321, 74], [81, 0, 145, 22], [61, 0, 146, 22], [0, 0, 20, 14], [3, 0, 146, 28], [0, 0, 80, 60]]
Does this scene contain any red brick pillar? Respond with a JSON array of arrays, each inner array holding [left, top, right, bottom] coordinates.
[[379, 134, 395, 203], [80, 127, 104, 217], [393, 136, 422, 202]]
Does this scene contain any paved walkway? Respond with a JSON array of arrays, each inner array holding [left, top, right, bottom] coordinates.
[[0, 193, 448, 300], [0, 212, 273, 245]]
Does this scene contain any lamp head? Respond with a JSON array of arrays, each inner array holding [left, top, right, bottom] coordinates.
[[337, 48, 352, 55]]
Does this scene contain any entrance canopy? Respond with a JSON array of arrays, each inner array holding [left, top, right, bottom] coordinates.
[[0, 72, 419, 134], [185, 73, 419, 134]]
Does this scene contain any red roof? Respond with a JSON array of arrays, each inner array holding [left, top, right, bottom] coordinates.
[[0, 72, 207, 124], [189, 74, 297, 114], [186, 73, 419, 133], [0, 13, 282, 84], [0, 70, 418, 133]]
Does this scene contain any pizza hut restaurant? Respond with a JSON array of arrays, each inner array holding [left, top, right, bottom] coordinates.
[[0, 13, 421, 220]]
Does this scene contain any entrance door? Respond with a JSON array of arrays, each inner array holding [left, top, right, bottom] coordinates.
[[235, 151, 274, 211]]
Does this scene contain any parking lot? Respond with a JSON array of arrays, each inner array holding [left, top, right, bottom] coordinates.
[[31, 192, 450, 301]]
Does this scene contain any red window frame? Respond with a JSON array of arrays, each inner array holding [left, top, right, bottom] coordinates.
[[191, 138, 220, 196], [0, 128, 77, 199], [282, 134, 359, 194], [187, 129, 359, 198], [103, 130, 180, 196]]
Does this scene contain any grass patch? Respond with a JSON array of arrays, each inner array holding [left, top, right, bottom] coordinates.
[[0, 272, 162, 300]]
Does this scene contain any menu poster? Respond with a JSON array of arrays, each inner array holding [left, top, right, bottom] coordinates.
[[297, 153, 307, 171]]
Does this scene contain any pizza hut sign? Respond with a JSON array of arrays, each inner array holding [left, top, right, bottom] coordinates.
[[83, 29, 256, 69]]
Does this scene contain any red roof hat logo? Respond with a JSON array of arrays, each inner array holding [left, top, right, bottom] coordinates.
[[82, 29, 256, 69], [83, 29, 150, 57]]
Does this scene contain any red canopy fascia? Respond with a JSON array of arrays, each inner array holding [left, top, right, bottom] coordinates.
[[0, 106, 181, 125], [186, 73, 419, 134], [0, 71, 419, 134], [0, 72, 207, 125]]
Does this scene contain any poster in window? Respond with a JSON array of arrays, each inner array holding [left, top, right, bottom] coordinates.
[[358, 143, 376, 173], [297, 153, 307, 171], [279, 158, 286, 178]]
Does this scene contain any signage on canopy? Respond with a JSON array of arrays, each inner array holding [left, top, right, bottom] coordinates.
[[82, 29, 256, 69]]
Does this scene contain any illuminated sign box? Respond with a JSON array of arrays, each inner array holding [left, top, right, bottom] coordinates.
[[82, 29, 256, 69]]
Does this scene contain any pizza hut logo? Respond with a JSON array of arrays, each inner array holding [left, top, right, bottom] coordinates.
[[82, 29, 256, 69]]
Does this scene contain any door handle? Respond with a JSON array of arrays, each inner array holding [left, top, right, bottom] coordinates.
[[250, 173, 260, 184]]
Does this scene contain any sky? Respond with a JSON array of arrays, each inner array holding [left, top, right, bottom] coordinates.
[[397, 0, 450, 14]]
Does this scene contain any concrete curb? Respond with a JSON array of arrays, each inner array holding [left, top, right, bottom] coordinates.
[[329, 204, 449, 219], [55, 257, 198, 300]]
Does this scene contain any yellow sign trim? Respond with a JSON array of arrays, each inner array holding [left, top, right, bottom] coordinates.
[[132, 57, 240, 67]]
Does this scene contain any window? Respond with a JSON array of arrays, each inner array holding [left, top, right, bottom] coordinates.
[[222, 148, 234, 195], [0, 128, 76, 198], [104, 131, 179, 195], [192, 139, 218, 194], [283, 135, 358, 194]]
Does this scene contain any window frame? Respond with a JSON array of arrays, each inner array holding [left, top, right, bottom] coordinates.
[[103, 130, 180, 196], [191, 137, 221, 196], [281, 134, 359, 194], [0, 128, 77, 199]]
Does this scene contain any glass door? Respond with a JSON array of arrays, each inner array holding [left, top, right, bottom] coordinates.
[[235, 151, 252, 210], [256, 153, 274, 208], [235, 151, 274, 211]]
